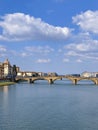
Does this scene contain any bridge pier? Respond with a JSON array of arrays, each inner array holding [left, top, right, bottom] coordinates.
[[28, 79, 32, 83], [48, 79, 54, 84], [94, 79, 98, 85], [32, 80, 34, 83], [72, 79, 77, 85]]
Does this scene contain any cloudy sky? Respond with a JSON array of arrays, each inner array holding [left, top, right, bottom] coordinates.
[[0, 0, 98, 74]]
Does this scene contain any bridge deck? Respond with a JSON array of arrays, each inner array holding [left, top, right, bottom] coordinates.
[[15, 76, 98, 85]]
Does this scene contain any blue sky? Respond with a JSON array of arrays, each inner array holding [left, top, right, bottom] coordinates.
[[0, 0, 98, 74]]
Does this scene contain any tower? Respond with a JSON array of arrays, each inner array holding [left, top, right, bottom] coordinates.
[[3, 59, 12, 77]]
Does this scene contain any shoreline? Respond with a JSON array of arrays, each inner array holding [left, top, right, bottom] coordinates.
[[0, 82, 15, 87]]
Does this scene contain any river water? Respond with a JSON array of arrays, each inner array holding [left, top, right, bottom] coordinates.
[[0, 80, 98, 130]]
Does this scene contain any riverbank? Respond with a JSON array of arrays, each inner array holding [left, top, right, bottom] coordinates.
[[0, 82, 15, 87]]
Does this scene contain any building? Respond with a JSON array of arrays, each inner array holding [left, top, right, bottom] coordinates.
[[38, 72, 48, 77], [81, 71, 98, 77], [3, 59, 12, 77], [0, 59, 19, 78], [48, 72, 58, 76], [16, 67, 20, 73], [17, 71, 38, 77], [0, 62, 4, 78]]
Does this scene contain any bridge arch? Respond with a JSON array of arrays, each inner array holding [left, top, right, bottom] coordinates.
[[31, 77, 49, 83], [52, 77, 62, 82], [77, 78, 98, 85], [15, 78, 29, 82], [62, 77, 78, 85], [32, 77, 63, 84]]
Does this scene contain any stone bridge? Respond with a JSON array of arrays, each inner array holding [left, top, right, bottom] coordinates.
[[15, 76, 98, 85]]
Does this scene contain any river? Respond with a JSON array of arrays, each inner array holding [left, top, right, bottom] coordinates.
[[0, 80, 98, 130]]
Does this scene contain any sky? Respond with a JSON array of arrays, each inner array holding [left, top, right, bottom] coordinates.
[[0, 0, 98, 74]]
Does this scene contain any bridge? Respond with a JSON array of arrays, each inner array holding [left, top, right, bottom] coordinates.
[[15, 76, 98, 85]]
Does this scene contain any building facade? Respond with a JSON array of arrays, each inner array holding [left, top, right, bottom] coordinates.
[[3, 59, 12, 77], [17, 71, 38, 77], [81, 71, 98, 77], [0, 62, 4, 78], [0, 59, 19, 78]]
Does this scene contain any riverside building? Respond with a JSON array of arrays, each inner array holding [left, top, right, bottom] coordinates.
[[0, 59, 19, 78]]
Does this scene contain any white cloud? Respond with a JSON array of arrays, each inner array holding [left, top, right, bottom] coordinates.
[[66, 43, 91, 52], [58, 49, 62, 52], [63, 58, 69, 62], [0, 45, 6, 52], [73, 10, 98, 34], [63, 36, 98, 62], [0, 13, 71, 41], [0, 54, 6, 57], [66, 50, 98, 61], [0, 45, 7, 58], [76, 59, 82, 63], [65, 39, 98, 52], [25, 45, 54, 53], [66, 51, 79, 56], [36, 59, 51, 63], [21, 52, 28, 57]]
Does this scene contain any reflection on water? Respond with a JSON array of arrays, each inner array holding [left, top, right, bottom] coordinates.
[[0, 86, 9, 117], [3, 86, 9, 94], [0, 82, 98, 130], [3, 85, 9, 103]]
